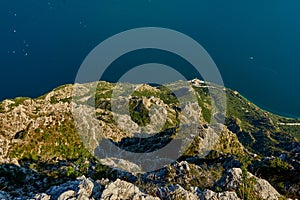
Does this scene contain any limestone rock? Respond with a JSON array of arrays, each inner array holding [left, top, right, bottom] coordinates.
[[220, 168, 281, 200], [57, 190, 76, 200], [34, 193, 51, 200], [77, 176, 94, 197], [101, 179, 159, 200], [157, 185, 199, 200], [46, 180, 79, 199], [45, 176, 98, 200], [199, 189, 240, 200], [255, 178, 282, 200]]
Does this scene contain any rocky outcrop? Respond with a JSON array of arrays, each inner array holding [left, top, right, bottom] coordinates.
[[0, 165, 283, 200], [199, 189, 240, 200], [219, 168, 281, 200], [143, 160, 224, 193], [157, 184, 199, 200], [34, 193, 51, 200], [157, 184, 241, 200], [34, 175, 102, 200], [101, 179, 159, 200]]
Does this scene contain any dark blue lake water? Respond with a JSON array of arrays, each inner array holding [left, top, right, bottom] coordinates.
[[1, 0, 300, 117]]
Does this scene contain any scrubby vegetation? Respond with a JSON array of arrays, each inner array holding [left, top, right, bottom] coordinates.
[[251, 158, 299, 198], [9, 122, 92, 162], [237, 156, 259, 200]]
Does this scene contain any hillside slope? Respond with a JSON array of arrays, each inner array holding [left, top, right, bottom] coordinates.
[[0, 80, 299, 199]]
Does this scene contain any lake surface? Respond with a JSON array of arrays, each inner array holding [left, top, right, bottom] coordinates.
[[1, 0, 300, 117]]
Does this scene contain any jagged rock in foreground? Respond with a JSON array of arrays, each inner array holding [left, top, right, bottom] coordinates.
[[199, 189, 241, 200], [34, 177, 241, 200], [101, 179, 159, 200], [0, 168, 284, 200], [157, 185, 199, 200], [35, 175, 102, 200], [219, 168, 281, 200]]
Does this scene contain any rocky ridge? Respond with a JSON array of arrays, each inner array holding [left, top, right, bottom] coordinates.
[[0, 80, 299, 199], [0, 165, 283, 200]]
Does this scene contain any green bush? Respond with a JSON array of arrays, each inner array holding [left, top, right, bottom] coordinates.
[[237, 156, 260, 200]]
